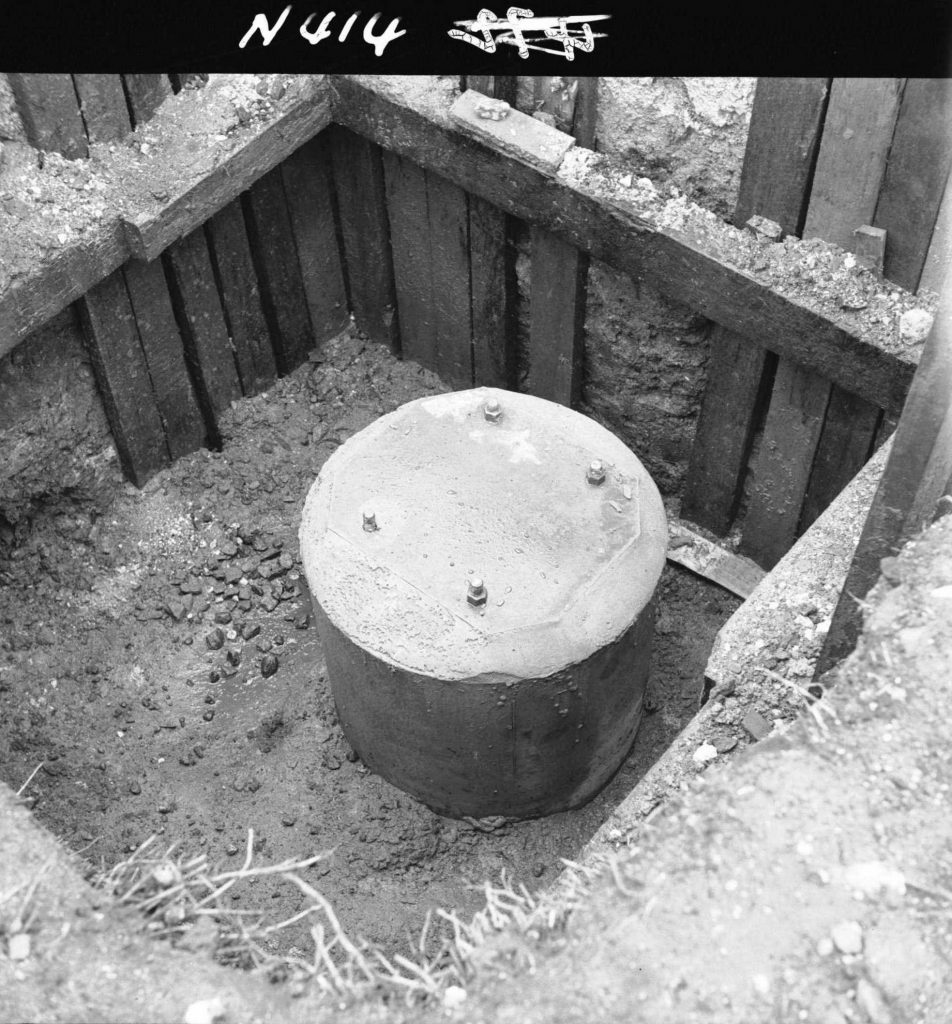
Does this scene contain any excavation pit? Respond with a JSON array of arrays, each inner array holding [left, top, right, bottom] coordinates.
[[300, 388, 667, 820]]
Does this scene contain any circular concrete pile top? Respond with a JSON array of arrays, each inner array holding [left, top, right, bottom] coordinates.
[[300, 388, 667, 681]]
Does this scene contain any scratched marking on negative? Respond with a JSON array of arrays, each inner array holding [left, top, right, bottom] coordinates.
[[449, 9, 610, 60]]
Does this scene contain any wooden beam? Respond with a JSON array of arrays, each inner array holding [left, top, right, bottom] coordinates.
[[122, 74, 172, 127], [874, 78, 952, 291], [919, 170, 952, 296], [801, 79, 904, 250], [332, 76, 924, 415], [8, 73, 88, 159], [280, 136, 349, 347], [163, 229, 242, 426], [734, 78, 831, 236], [817, 288, 952, 675], [78, 272, 169, 486], [204, 200, 278, 395], [327, 126, 400, 353], [121, 257, 207, 459], [72, 75, 132, 143], [667, 519, 765, 600]]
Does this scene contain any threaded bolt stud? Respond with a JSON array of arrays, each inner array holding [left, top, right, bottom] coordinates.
[[467, 576, 488, 606], [586, 460, 606, 486], [362, 509, 378, 532], [484, 398, 502, 423]]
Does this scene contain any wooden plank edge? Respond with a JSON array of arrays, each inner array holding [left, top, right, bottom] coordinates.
[[330, 76, 930, 415], [667, 519, 766, 600]]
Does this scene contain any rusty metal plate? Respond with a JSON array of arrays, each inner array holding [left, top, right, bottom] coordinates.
[[300, 388, 667, 681]]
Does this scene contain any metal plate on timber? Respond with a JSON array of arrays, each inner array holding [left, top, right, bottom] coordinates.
[[300, 388, 667, 683]]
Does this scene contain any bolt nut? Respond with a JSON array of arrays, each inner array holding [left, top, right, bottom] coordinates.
[[467, 576, 488, 606], [586, 460, 607, 486], [362, 509, 378, 532], [483, 398, 502, 423]]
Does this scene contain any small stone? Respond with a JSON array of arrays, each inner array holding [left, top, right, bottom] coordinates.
[[203, 710, 215, 722], [241, 623, 261, 641], [261, 654, 279, 678], [443, 985, 467, 1009], [713, 734, 738, 754], [816, 936, 835, 956], [129, 781, 142, 795], [225, 649, 241, 667], [741, 708, 772, 741], [898, 308, 933, 347], [183, 996, 227, 1024], [213, 609, 232, 625], [830, 919, 863, 955], [282, 814, 296, 827], [165, 600, 187, 621], [692, 742, 718, 764], [532, 861, 546, 877], [8, 932, 31, 961], [205, 628, 225, 650]]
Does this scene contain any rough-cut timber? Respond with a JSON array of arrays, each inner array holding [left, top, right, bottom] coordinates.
[[874, 78, 952, 291], [327, 126, 400, 353], [242, 168, 315, 376], [122, 257, 207, 459], [818, 290, 952, 675], [734, 78, 831, 236], [801, 79, 904, 251], [666, 520, 765, 600], [72, 75, 132, 142], [280, 137, 349, 347], [121, 74, 172, 127], [799, 386, 880, 533], [425, 169, 474, 387], [740, 360, 831, 570], [78, 272, 169, 486], [122, 77, 335, 260], [204, 200, 277, 395], [333, 76, 926, 415], [163, 228, 242, 425], [382, 150, 436, 369], [469, 192, 514, 388], [1, 76, 337, 358], [7, 73, 88, 160], [919, 164, 952, 296]]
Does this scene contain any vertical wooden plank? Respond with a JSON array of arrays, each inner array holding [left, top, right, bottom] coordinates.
[[798, 387, 881, 533], [470, 192, 514, 388], [874, 78, 952, 290], [534, 77, 597, 147], [426, 169, 473, 387], [72, 75, 132, 142], [163, 228, 243, 423], [734, 78, 831, 234], [122, 74, 172, 127], [8, 73, 88, 159], [204, 200, 277, 395], [681, 333, 775, 535], [327, 126, 400, 353], [462, 76, 517, 105], [683, 82, 828, 536], [242, 167, 315, 375], [525, 77, 593, 407], [801, 79, 904, 250], [78, 274, 169, 486], [818, 291, 952, 675], [527, 227, 587, 405], [383, 149, 436, 370], [738, 359, 831, 569], [919, 171, 952, 296], [122, 257, 207, 459], [280, 136, 350, 346]]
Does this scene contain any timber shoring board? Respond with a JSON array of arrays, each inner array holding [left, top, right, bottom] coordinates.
[[78, 272, 170, 486], [470, 191, 515, 388], [799, 386, 881, 534], [739, 360, 832, 570], [72, 75, 132, 143], [874, 78, 952, 291], [122, 75, 172, 127], [667, 520, 765, 600], [818, 290, 952, 676], [426, 169, 474, 387], [8, 73, 88, 160], [1, 76, 336, 356], [332, 76, 923, 416], [122, 257, 207, 459], [919, 165, 952, 297], [163, 228, 243, 428], [734, 78, 831, 236], [327, 125, 400, 353], [525, 77, 594, 407], [204, 200, 278, 395], [681, 332, 775, 536], [801, 79, 904, 251], [683, 79, 829, 536], [280, 137, 349, 348], [241, 167, 315, 376], [382, 149, 437, 371]]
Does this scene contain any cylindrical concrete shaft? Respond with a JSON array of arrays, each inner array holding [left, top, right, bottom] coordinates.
[[300, 388, 667, 820]]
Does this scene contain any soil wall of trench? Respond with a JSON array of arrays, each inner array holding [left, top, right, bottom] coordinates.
[[0, 75, 755, 528]]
